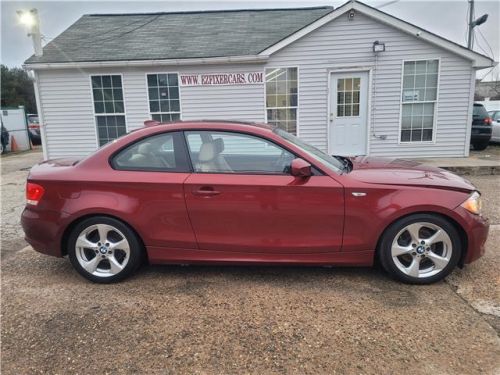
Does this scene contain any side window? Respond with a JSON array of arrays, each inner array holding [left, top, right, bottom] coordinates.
[[112, 131, 189, 172], [185, 131, 295, 174]]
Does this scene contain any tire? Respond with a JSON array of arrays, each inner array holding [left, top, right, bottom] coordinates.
[[378, 213, 462, 284], [67, 216, 143, 283], [472, 142, 488, 151]]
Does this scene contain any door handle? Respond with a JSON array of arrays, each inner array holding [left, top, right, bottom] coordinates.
[[193, 186, 221, 196]]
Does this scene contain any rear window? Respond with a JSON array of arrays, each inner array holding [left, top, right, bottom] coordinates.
[[473, 104, 489, 118]]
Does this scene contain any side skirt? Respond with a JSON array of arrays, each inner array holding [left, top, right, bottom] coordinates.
[[147, 247, 374, 267]]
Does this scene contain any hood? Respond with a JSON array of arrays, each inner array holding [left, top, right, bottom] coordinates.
[[348, 156, 476, 192]]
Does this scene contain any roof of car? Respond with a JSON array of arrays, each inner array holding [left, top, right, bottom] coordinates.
[[149, 119, 274, 130], [24, 7, 333, 64]]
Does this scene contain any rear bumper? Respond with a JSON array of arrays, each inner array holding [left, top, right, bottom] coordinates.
[[454, 206, 489, 264], [21, 207, 69, 257], [471, 126, 492, 143]]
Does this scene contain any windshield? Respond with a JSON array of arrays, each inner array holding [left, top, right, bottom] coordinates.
[[273, 128, 344, 173]]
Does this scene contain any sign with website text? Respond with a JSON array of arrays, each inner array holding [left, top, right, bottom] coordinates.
[[179, 72, 264, 86]]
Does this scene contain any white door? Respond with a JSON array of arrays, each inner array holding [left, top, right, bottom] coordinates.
[[329, 71, 369, 156]]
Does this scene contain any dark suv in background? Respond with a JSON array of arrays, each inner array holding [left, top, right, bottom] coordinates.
[[471, 103, 492, 150]]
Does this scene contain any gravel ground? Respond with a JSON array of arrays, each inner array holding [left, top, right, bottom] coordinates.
[[1, 150, 499, 374], [0, 150, 43, 260]]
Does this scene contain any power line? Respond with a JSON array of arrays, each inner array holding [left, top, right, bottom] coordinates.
[[476, 27, 495, 60], [92, 14, 161, 44], [376, 0, 400, 8], [48, 14, 161, 52]]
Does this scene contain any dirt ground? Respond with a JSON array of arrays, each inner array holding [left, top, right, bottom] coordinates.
[[1, 150, 499, 374]]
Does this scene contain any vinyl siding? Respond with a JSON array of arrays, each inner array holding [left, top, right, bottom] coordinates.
[[266, 11, 474, 157], [37, 10, 475, 159], [38, 65, 266, 158]]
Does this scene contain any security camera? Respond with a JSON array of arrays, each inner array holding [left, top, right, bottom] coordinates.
[[348, 10, 355, 20], [416, 31, 422, 37]]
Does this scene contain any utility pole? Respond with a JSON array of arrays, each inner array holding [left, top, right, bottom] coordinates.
[[467, 0, 475, 49], [467, 0, 488, 50]]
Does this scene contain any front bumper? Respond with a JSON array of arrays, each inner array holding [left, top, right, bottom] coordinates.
[[21, 207, 70, 257], [454, 206, 489, 264]]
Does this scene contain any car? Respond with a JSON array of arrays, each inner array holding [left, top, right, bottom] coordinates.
[[488, 110, 500, 143], [27, 114, 41, 145], [471, 103, 492, 150], [21, 120, 489, 284]]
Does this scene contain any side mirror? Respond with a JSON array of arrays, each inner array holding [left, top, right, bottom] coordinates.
[[290, 158, 312, 178]]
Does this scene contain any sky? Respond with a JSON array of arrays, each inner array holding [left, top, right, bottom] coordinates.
[[1, 0, 499, 81]]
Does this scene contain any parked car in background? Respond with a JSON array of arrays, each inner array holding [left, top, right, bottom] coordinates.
[[488, 110, 500, 143], [21, 121, 489, 285], [27, 114, 41, 145], [1, 122, 9, 154], [471, 103, 492, 150]]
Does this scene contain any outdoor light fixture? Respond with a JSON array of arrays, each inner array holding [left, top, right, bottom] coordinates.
[[373, 40, 385, 53], [16, 8, 42, 57], [17, 10, 36, 27]]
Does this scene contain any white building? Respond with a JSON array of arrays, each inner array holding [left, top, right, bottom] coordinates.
[[25, 0, 495, 160]]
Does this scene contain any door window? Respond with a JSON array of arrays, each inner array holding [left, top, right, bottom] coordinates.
[[185, 131, 295, 174], [111, 131, 190, 172], [337, 77, 361, 117]]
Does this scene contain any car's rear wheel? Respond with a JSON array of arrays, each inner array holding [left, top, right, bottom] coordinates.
[[378, 214, 462, 284], [67, 216, 143, 283]]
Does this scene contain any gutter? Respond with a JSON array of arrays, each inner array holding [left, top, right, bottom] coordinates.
[[23, 54, 269, 70]]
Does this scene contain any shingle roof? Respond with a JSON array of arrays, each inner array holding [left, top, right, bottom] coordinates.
[[25, 7, 333, 64]]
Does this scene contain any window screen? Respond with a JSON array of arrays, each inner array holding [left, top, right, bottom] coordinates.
[[147, 74, 181, 123], [91, 75, 127, 146], [265, 68, 298, 135], [400, 60, 439, 142]]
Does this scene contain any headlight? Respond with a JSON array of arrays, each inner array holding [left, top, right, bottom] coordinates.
[[460, 191, 482, 215]]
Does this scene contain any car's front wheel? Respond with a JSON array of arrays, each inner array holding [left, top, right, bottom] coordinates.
[[378, 214, 462, 284], [67, 216, 143, 283]]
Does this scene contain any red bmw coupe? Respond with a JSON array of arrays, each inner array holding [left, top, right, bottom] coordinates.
[[21, 121, 489, 284]]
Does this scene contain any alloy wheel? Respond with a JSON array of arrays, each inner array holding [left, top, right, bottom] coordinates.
[[391, 221, 453, 278], [74, 224, 130, 277]]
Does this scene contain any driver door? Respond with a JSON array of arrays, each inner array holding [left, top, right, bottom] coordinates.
[[183, 130, 344, 254]]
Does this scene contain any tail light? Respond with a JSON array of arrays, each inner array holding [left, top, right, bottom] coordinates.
[[26, 182, 45, 206], [28, 124, 40, 130], [484, 117, 492, 125]]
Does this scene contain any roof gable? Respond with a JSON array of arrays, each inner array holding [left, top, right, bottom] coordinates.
[[259, 0, 494, 68], [24, 7, 332, 65]]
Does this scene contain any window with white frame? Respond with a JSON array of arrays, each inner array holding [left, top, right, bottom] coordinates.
[[400, 59, 439, 142], [147, 73, 181, 122], [265, 68, 298, 135], [91, 75, 127, 146]]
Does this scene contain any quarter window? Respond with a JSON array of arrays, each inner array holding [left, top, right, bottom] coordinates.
[[147, 74, 181, 122], [400, 60, 439, 142], [185, 131, 295, 174], [111, 132, 189, 172], [91, 75, 127, 146], [265, 68, 298, 135]]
